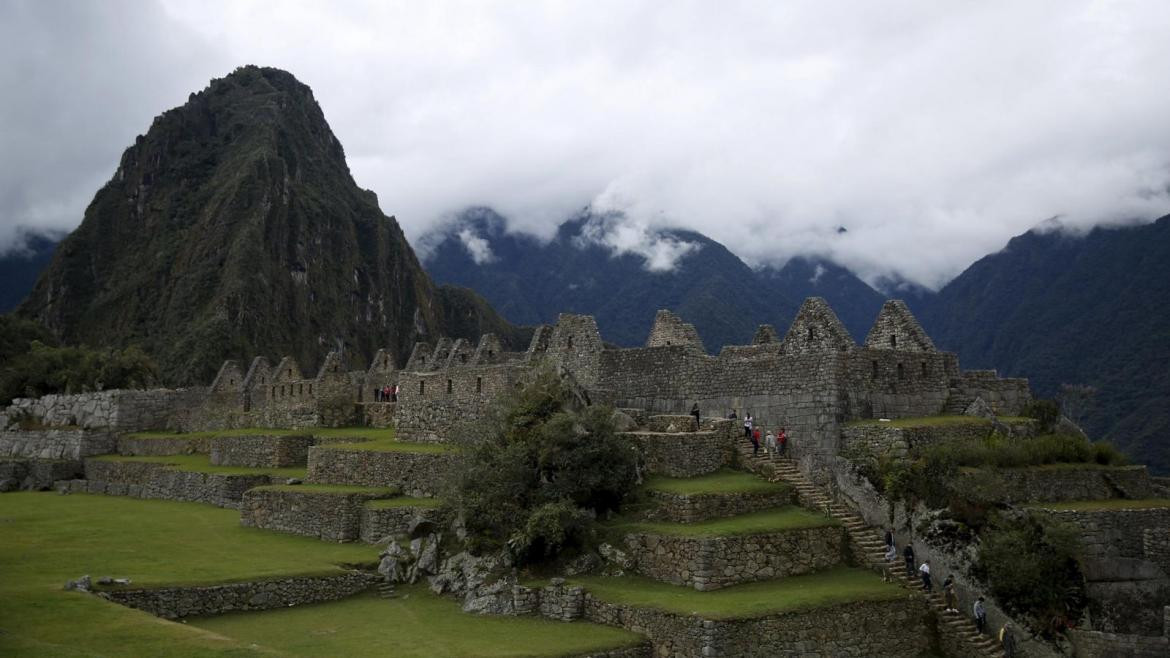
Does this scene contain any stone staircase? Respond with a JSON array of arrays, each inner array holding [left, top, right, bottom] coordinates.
[[376, 580, 397, 599], [735, 439, 1001, 657]]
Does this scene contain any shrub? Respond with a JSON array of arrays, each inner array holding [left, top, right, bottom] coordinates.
[[1022, 398, 1060, 433], [450, 367, 641, 564], [0, 336, 159, 405], [975, 513, 1085, 635]]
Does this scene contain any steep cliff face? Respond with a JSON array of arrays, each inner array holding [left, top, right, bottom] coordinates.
[[20, 66, 526, 383]]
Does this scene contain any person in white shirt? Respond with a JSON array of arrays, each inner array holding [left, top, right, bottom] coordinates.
[[918, 560, 932, 591]]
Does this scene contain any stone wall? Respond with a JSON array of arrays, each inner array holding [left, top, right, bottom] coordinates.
[[644, 488, 795, 524], [953, 465, 1153, 504], [239, 487, 394, 542], [645, 310, 704, 351], [581, 593, 930, 657], [624, 525, 845, 590], [361, 402, 395, 428], [393, 364, 522, 443], [1, 430, 115, 460], [306, 447, 452, 497], [360, 503, 448, 543], [81, 459, 273, 508], [1146, 529, 1170, 575], [0, 458, 83, 491], [117, 435, 212, 456], [625, 430, 731, 478], [1031, 507, 1170, 561], [210, 434, 315, 468], [1071, 629, 1169, 657], [950, 370, 1032, 416], [2, 389, 206, 433], [841, 421, 994, 457], [100, 571, 379, 619]]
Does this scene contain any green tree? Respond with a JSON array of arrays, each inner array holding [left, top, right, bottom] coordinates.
[[451, 367, 641, 564]]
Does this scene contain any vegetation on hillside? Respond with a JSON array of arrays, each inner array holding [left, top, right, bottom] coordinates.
[[450, 367, 641, 564], [974, 513, 1085, 636], [0, 315, 157, 406]]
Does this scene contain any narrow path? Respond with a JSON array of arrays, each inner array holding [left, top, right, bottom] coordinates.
[[736, 442, 1001, 657]]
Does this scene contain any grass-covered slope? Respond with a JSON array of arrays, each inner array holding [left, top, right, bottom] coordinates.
[[190, 586, 643, 658], [0, 492, 642, 657]]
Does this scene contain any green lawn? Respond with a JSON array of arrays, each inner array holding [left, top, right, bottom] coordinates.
[[613, 507, 838, 537], [126, 427, 397, 442], [570, 567, 904, 618], [189, 586, 643, 657], [0, 492, 642, 657], [249, 483, 399, 496], [0, 492, 378, 656], [645, 469, 790, 495], [366, 496, 444, 509], [316, 439, 456, 454], [846, 415, 992, 429], [89, 453, 307, 479], [1027, 498, 1170, 511]]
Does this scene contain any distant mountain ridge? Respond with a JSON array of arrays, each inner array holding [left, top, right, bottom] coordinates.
[[17, 66, 527, 384], [420, 207, 886, 351], [0, 231, 59, 313], [912, 215, 1170, 474]]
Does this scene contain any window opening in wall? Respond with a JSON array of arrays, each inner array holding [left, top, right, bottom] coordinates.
[[890, 335, 897, 349], [271, 386, 276, 398], [487, 350, 494, 358], [308, 384, 313, 394], [261, 376, 266, 384], [666, 340, 672, 345], [288, 369, 292, 377], [808, 327, 815, 341], [897, 363, 905, 380], [871, 361, 878, 379], [419, 356, 425, 364], [459, 353, 467, 364], [384, 357, 389, 367], [298, 383, 303, 395], [447, 379, 453, 394], [567, 335, 574, 349], [229, 378, 235, 386], [921, 362, 928, 377], [476, 377, 482, 393], [419, 380, 425, 395]]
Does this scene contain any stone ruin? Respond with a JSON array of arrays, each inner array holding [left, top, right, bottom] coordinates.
[[3, 297, 1168, 657]]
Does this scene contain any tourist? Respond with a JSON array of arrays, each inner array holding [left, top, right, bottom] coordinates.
[[884, 527, 894, 549], [751, 426, 761, 456], [690, 402, 701, 429], [1000, 623, 1018, 657], [919, 560, 932, 592], [391, 384, 398, 402], [777, 427, 788, 457], [942, 574, 957, 612], [764, 429, 776, 456], [743, 412, 753, 439], [383, 385, 392, 402], [903, 544, 915, 578], [727, 409, 737, 420], [373, 387, 381, 402], [884, 541, 897, 563], [974, 596, 987, 634]]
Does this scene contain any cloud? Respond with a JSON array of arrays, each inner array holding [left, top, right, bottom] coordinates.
[[456, 228, 495, 265], [1, 1, 1169, 287], [574, 212, 702, 273]]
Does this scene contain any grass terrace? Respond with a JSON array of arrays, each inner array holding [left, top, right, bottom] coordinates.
[[366, 496, 444, 509], [845, 415, 993, 429], [645, 468, 790, 496], [0, 492, 643, 657], [317, 438, 456, 454], [249, 483, 399, 496], [568, 567, 903, 619], [89, 453, 307, 479], [126, 426, 398, 441], [189, 585, 643, 657], [611, 507, 838, 538], [0, 492, 378, 656], [1025, 498, 1170, 512]]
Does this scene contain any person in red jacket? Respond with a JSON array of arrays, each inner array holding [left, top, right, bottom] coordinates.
[[751, 427, 761, 457], [777, 427, 788, 457]]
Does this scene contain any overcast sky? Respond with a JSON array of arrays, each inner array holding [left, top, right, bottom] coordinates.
[[2, 1, 1169, 288]]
